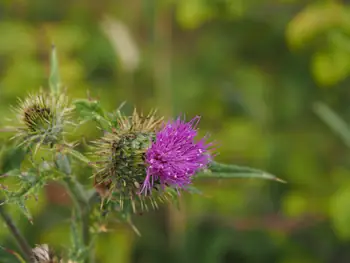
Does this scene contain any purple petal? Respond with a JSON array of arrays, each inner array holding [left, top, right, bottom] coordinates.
[[140, 116, 211, 195]]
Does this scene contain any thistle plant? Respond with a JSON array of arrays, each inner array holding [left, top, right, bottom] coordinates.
[[0, 46, 284, 263]]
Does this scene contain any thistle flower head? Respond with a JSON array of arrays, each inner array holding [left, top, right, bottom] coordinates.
[[92, 110, 212, 212], [141, 116, 211, 194], [13, 92, 72, 148], [92, 109, 166, 212]]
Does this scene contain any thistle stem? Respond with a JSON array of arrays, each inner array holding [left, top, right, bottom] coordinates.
[[56, 152, 93, 263], [0, 205, 33, 262], [63, 175, 94, 263], [63, 177, 90, 243]]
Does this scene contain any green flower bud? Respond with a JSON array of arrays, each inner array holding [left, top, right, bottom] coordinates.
[[13, 92, 73, 148]]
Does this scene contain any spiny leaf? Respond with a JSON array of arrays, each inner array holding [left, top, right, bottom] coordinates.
[[0, 169, 22, 178], [197, 172, 284, 182], [9, 171, 43, 198], [73, 99, 110, 130], [208, 161, 264, 174], [16, 199, 33, 223], [0, 147, 26, 172], [184, 185, 202, 195], [73, 99, 105, 118], [65, 148, 91, 165], [49, 45, 61, 95], [198, 161, 286, 183], [3, 168, 53, 210], [55, 153, 72, 175]]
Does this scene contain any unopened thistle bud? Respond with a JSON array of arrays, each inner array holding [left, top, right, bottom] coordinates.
[[13, 92, 73, 148], [92, 109, 212, 212]]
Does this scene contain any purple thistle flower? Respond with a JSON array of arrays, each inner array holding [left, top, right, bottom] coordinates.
[[140, 116, 211, 195]]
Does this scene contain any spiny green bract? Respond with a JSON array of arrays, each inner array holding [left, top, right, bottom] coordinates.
[[91, 109, 177, 213], [93, 131, 152, 193], [12, 91, 73, 148]]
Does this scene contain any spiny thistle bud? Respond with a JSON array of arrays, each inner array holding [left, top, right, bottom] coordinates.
[[92, 109, 212, 212], [13, 92, 73, 148]]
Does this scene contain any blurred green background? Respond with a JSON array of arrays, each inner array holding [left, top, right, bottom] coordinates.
[[1, 0, 350, 262]]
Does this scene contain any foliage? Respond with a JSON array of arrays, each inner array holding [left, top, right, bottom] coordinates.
[[1, 0, 350, 262], [0, 26, 278, 263]]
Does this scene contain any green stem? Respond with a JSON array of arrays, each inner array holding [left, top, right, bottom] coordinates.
[[0, 205, 33, 262], [56, 153, 93, 263], [63, 176, 90, 249]]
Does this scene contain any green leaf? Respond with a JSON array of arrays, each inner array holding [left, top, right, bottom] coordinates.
[[0, 169, 21, 178], [73, 99, 105, 118], [49, 44, 61, 94], [184, 185, 202, 195], [313, 102, 350, 148], [0, 146, 26, 172], [65, 148, 91, 165], [197, 172, 282, 181], [55, 153, 72, 175], [73, 99, 110, 130], [208, 161, 265, 174], [16, 199, 33, 223], [197, 161, 285, 182]]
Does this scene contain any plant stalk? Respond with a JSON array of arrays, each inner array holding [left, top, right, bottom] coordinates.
[[0, 205, 33, 262], [56, 152, 93, 263], [63, 176, 91, 252]]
